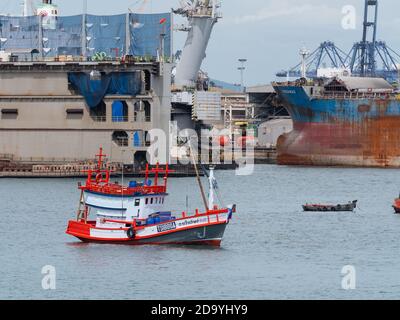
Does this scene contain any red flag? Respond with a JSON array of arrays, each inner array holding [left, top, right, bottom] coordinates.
[[159, 18, 167, 25]]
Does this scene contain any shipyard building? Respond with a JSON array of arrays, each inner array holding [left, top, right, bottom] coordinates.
[[0, 11, 172, 173]]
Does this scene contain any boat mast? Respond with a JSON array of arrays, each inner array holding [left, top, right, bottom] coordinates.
[[208, 166, 215, 209], [189, 143, 209, 211]]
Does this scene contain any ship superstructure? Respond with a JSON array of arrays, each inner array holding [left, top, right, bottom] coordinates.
[[0, 6, 173, 174]]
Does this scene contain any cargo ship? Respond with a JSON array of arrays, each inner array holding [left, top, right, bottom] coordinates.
[[273, 76, 400, 167]]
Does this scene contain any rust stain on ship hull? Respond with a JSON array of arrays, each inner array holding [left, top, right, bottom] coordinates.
[[277, 116, 400, 168]]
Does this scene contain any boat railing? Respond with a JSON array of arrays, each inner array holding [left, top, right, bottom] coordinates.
[[84, 184, 167, 196], [101, 208, 229, 229]]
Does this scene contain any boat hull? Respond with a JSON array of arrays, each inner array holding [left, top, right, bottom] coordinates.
[[67, 221, 228, 247], [393, 199, 400, 214], [274, 85, 400, 167], [303, 205, 355, 212]]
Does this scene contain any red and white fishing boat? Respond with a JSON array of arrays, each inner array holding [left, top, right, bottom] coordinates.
[[66, 148, 236, 246]]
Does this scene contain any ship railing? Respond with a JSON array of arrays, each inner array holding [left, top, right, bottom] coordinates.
[[91, 116, 107, 122], [114, 138, 129, 147], [134, 113, 151, 122], [316, 91, 395, 100], [0, 153, 14, 160], [111, 116, 129, 122]]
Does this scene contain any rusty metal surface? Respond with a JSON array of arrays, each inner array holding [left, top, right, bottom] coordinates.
[[274, 85, 400, 167]]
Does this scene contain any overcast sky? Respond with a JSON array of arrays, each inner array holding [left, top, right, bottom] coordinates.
[[1, 0, 400, 85]]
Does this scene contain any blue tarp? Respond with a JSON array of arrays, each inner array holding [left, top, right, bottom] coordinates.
[[0, 13, 171, 58], [130, 13, 171, 57], [68, 72, 141, 108], [112, 101, 124, 122], [133, 131, 141, 147]]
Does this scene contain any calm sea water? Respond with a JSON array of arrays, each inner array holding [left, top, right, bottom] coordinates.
[[1, 165, 400, 300]]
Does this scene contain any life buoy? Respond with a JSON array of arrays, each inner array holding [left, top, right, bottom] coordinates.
[[95, 173, 102, 183], [367, 88, 373, 93], [127, 227, 136, 239]]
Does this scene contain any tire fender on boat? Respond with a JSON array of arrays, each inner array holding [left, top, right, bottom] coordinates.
[[127, 227, 136, 239]]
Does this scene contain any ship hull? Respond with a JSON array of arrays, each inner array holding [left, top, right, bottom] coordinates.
[[274, 86, 400, 167]]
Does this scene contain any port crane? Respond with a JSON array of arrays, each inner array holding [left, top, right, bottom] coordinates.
[[347, 0, 400, 81], [276, 42, 348, 79], [277, 0, 400, 82]]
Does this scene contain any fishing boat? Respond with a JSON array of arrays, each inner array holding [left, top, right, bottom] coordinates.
[[302, 200, 358, 212], [393, 197, 400, 214], [66, 148, 236, 246]]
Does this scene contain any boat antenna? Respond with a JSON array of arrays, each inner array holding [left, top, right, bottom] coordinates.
[[121, 149, 125, 217], [201, 162, 224, 208], [189, 139, 209, 211], [96, 147, 106, 170]]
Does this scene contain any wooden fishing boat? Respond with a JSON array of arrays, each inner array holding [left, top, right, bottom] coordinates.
[[302, 200, 358, 212], [66, 148, 236, 246]]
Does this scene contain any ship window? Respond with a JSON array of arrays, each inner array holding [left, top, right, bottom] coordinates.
[[1, 109, 18, 120], [143, 101, 151, 122], [66, 109, 83, 114], [112, 101, 128, 122], [144, 70, 151, 92], [112, 131, 129, 147], [135, 199, 140, 206], [151, 198, 154, 204], [145, 198, 149, 205], [66, 108, 84, 120], [89, 101, 106, 122], [1, 109, 18, 114]]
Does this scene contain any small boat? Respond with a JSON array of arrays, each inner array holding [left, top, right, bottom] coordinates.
[[393, 198, 400, 214], [66, 148, 236, 246], [302, 200, 358, 212]]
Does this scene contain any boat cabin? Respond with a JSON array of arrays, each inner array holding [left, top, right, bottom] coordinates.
[[77, 148, 173, 229]]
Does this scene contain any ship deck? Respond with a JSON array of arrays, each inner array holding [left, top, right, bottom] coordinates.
[[0, 60, 161, 74]]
